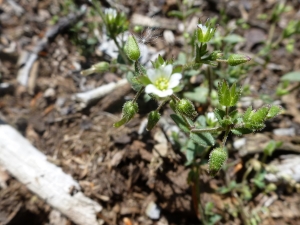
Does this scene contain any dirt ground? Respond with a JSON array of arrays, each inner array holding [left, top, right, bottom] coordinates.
[[0, 0, 300, 225]]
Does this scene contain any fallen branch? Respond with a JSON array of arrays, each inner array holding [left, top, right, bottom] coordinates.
[[0, 124, 102, 225], [72, 78, 128, 109]]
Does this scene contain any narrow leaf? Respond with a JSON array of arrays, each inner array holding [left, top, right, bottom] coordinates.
[[170, 114, 190, 133], [218, 80, 230, 106], [231, 128, 253, 135], [190, 132, 215, 146], [250, 107, 269, 124], [243, 106, 252, 122], [267, 105, 282, 119], [214, 109, 226, 125]]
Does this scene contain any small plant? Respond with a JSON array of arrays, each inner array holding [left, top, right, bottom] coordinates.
[[79, 4, 283, 224]]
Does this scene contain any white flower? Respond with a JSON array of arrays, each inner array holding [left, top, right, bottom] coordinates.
[[105, 8, 117, 21], [197, 23, 215, 43], [145, 64, 182, 98], [197, 24, 211, 36], [207, 112, 217, 123]]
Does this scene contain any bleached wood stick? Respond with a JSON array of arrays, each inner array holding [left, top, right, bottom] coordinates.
[[73, 78, 128, 109], [0, 124, 102, 225]]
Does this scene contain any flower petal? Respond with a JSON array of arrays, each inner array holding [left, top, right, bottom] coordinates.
[[159, 89, 173, 97], [145, 84, 173, 97], [161, 64, 173, 79], [145, 84, 158, 93], [146, 69, 158, 83], [168, 73, 182, 88]]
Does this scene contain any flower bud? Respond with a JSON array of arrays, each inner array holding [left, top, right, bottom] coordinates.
[[114, 101, 138, 128], [169, 100, 177, 112], [81, 62, 110, 76], [208, 147, 227, 176], [209, 51, 223, 60], [227, 54, 251, 66], [176, 99, 197, 119], [147, 111, 161, 131], [125, 35, 140, 61], [197, 23, 216, 43]]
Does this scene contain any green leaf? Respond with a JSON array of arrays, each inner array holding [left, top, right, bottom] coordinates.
[[218, 80, 231, 106], [229, 109, 239, 123], [281, 71, 300, 82], [126, 72, 143, 91], [250, 107, 269, 124], [229, 83, 241, 105], [185, 8, 199, 18], [243, 106, 253, 122], [267, 105, 282, 119], [168, 10, 184, 20], [170, 114, 190, 133], [231, 127, 253, 135], [185, 140, 196, 165], [214, 109, 226, 125], [263, 140, 282, 156], [184, 87, 208, 103], [190, 132, 215, 147]]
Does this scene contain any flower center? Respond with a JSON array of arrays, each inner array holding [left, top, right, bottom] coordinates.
[[155, 77, 169, 90]]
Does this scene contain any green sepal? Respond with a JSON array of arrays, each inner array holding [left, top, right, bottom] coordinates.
[[169, 100, 178, 113], [170, 114, 191, 133], [136, 75, 151, 86], [190, 132, 215, 147], [151, 54, 166, 69], [208, 147, 227, 176], [147, 111, 161, 131]]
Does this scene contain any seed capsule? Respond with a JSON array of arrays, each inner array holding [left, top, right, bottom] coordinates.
[[228, 54, 251, 66], [208, 147, 227, 176]]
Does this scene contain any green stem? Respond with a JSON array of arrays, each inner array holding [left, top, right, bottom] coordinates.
[[171, 94, 181, 102], [191, 127, 224, 133], [157, 99, 169, 111], [132, 87, 145, 103], [112, 36, 130, 65], [182, 115, 195, 129], [206, 66, 213, 103]]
